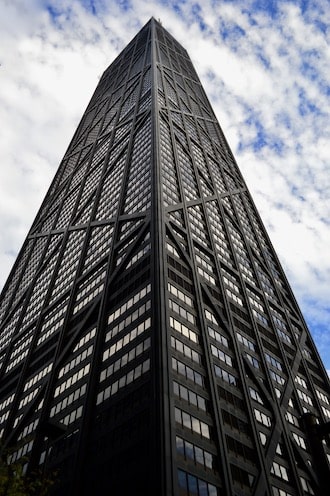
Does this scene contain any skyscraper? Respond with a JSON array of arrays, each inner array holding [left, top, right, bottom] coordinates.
[[0, 17, 329, 496]]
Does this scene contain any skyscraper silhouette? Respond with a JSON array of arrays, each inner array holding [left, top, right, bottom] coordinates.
[[0, 18, 329, 496]]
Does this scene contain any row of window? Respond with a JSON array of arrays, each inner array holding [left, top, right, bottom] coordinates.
[[73, 327, 96, 352], [176, 435, 215, 471], [126, 242, 150, 269], [55, 363, 90, 398], [82, 225, 113, 272], [249, 387, 263, 405], [105, 313, 151, 346], [236, 331, 255, 351], [115, 234, 136, 267], [188, 206, 209, 248], [20, 250, 60, 330], [56, 187, 80, 229], [171, 336, 200, 364], [37, 299, 68, 346], [285, 410, 299, 427], [160, 117, 180, 206], [49, 231, 85, 304], [172, 357, 204, 387], [96, 358, 150, 405], [58, 345, 93, 380], [271, 461, 289, 481], [254, 408, 272, 427], [206, 202, 233, 267], [214, 365, 237, 387], [170, 316, 198, 344], [177, 137, 200, 201], [169, 298, 195, 325], [173, 380, 207, 412], [8, 439, 33, 464], [73, 267, 107, 314], [0, 393, 14, 413], [51, 383, 87, 418], [6, 343, 31, 372], [101, 337, 151, 381], [175, 407, 210, 439], [23, 363, 53, 393], [75, 162, 103, 219], [8, 329, 33, 361], [208, 326, 228, 348], [269, 370, 285, 386], [198, 265, 217, 287], [18, 387, 39, 411], [103, 317, 151, 360], [118, 217, 144, 244], [210, 344, 232, 367], [17, 417, 39, 441], [124, 119, 151, 215], [61, 404, 83, 426], [95, 154, 125, 221], [168, 282, 193, 308], [297, 389, 313, 407], [108, 283, 151, 324], [177, 469, 219, 496]]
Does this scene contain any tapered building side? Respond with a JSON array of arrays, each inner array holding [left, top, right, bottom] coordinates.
[[0, 18, 329, 496]]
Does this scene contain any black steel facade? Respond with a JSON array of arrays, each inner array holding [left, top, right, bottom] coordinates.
[[0, 18, 329, 496]]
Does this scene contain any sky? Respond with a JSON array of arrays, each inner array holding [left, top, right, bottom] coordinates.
[[0, 0, 329, 373]]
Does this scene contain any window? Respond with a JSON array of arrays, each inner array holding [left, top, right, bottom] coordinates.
[[297, 389, 313, 407], [170, 316, 198, 343], [210, 344, 232, 367], [103, 321, 151, 359], [177, 469, 219, 496], [252, 309, 269, 327], [58, 346, 93, 380], [176, 436, 215, 471], [231, 464, 255, 489], [249, 387, 263, 405], [300, 476, 315, 494], [50, 384, 86, 418], [316, 389, 329, 405], [171, 336, 200, 364], [271, 461, 289, 481], [55, 364, 90, 397], [246, 353, 259, 369], [285, 411, 299, 427], [236, 332, 255, 351], [172, 357, 204, 387], [108, 284, 151, 323], [214, 365, 237, 386], [208, 327, 228, 348], [292, 432, 307, 450], [101, 337, 150, 381], [96, 358, 150, 405], [169, 298, 195, 325], [259, 432, 267, 446], [272, 486, 293, 496], [254, 408, 271, 427], [173, 381, 206, 411], [175, 407, 210, 439], [168, 282, 193, 307], [269, 370, 285, 386], [265, 353, 283, 371]]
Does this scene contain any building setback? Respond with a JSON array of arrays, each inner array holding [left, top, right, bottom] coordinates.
[[0, 18, 329, 496]]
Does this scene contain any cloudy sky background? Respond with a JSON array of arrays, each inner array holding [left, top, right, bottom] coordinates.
[[0, 0, 329, 372]]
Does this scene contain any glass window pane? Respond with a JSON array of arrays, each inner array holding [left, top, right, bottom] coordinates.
[[187, 474, 198, 495]]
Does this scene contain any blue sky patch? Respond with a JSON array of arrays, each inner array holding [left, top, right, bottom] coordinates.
[[298, 87, 320, 117]]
